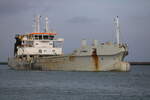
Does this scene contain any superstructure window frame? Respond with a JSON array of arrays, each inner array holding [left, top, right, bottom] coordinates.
[[43, 35, 49, 40]]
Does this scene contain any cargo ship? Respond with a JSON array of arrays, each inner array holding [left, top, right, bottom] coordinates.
[[8, 16, 130, 71]]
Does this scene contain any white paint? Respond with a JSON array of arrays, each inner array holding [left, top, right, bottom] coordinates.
[[114, 16, 120, 44], [17, 38, 64, 55], [17, 47, 62, 55], [34, 15, 41, 33], [45, 16, 49, 32]]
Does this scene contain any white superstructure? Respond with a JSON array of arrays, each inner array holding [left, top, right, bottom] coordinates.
[[14, 16, 64, 56]]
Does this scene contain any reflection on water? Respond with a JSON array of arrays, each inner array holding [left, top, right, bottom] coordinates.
[[0, 65, 150, 100]]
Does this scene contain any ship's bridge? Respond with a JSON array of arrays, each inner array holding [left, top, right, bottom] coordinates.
[[22, 32, 57, 40], [14, 16, 64, 56], [16, 32, 64, 56]]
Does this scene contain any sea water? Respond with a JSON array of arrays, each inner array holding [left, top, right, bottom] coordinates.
[[0, 65, 150, 100]]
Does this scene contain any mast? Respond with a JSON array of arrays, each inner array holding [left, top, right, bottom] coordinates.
[[34, 15, 41, 33], [114, 16, 120, 44], [45, 16, 49, 32]]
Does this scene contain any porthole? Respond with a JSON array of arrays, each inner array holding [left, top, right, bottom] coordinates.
[[49, 43, 53, 45], [39, 49, 42, 53], [36, 43, 39, 45]]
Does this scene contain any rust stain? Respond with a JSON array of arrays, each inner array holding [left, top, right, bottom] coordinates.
[[92, 48, 100, 71], [69, 56, 75, 61]]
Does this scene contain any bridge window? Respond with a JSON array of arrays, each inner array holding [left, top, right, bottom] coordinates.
[[39, 35, 42, 40], [43, 35, 48, 40], [48, 35, 54, 40], [34, 35, 39, 40]]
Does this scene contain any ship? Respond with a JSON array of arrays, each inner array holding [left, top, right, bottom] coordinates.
[[8, 16, 130, 71]]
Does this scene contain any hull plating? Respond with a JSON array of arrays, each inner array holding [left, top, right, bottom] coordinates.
[[8, 54, 130, 71]]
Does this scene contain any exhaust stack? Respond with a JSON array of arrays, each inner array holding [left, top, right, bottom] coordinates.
[[34, 15, 41, 33], [114, 16, 120, 44], [45, 16, 49, 32]]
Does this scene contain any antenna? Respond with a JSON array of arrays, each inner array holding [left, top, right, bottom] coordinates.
[[45, 16, 49, 32], [34, 15, 41, 33], [114, 16, 120, 44]]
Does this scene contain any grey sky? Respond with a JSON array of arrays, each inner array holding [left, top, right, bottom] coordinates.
[[0, 0, 150, 61]]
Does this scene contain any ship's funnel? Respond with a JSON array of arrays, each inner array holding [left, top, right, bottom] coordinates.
[[45, 16, 49, 32], [81, 39, 87, 47], [114, 16, 120, 44], [34, 15, 41, 33]]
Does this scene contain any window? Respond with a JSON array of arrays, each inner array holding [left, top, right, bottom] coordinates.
[[36, 43, 39, 45], [49, 42, 53, 45], [53, 41, 63, 48], [52, 50, 55, 52], [34, 35, 39, 40], [39, 35, 42, 40], [43, 35, 48, 40], [81, 50, 88, 52], [39, 49, 42, 53], [48, 35, 54, 40], [44, 50, 47, 52]]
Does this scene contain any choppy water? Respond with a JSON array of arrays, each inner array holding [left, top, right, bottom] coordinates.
[[0, 65, 150, 100]]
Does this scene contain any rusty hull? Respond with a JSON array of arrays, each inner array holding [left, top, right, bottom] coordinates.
[[8, 53, 130, 71], [8, 43, 130, 71]]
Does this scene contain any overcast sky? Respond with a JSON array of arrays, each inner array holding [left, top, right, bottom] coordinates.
[[0, 0, 150, 61]]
